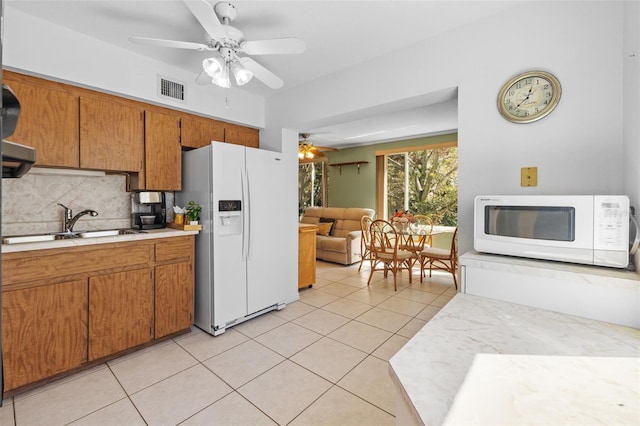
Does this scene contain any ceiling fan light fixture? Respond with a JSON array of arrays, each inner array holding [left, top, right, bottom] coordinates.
[[231, 61, 253, 86], [202, 56, 224, 78], [298, 143, 315, 160], [211, 62, 231, 88]]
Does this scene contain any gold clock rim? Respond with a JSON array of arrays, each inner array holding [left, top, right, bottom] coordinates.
[[497, 70, 562, 124]]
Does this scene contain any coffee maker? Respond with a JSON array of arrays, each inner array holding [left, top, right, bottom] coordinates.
[[131, 191, 166, 230]]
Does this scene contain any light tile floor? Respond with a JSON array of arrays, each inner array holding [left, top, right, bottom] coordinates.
[[0, 260, 457, 426]]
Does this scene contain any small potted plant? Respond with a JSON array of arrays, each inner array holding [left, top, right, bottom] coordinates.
[[185, 201, 202, 225]]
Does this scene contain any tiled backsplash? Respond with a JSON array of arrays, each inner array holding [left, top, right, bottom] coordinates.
[[2, 170, 174, 236]]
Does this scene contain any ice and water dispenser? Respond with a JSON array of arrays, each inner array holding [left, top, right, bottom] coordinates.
[[218, 200, 242, 235]]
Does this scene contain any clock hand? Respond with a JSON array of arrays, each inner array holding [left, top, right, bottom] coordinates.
[[516, 85, 534, 108]]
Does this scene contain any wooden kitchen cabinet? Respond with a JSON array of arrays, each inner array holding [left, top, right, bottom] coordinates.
[[88, 268, 154, 361], [298, 224, 318, 288], [1, 235, 194, 395], [79, 95, 145, 172], [1, 279, 88, 391], [2, 70, 260, 183], [181, 113, 225, 149], [155, 263, 193, 338], [154, 237, 194, 338], [3, 71, 80, 167], [143, 109, 181, 191], [225, 123, 259, 148]]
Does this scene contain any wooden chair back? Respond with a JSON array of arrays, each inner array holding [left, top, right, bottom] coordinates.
[[358, 215, 374, 271], [367, 219, 416, 291]]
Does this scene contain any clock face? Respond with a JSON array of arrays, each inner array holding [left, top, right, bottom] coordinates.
[[498, 71, 561, 123]]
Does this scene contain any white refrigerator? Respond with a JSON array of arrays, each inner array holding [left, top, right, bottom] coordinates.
[[177, 142, 288, 335]]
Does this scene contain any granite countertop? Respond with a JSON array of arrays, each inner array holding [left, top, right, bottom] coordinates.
[[389, 293, 640, 426], [2, 228, 199, 253]]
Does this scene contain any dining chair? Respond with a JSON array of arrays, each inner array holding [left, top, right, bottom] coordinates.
[[419, 227, 458, 289], [410, 214, 434, 248], [358, 215, 374, 272], [367, 219, 416, 291]]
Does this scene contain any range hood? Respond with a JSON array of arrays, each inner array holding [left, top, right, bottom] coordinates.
[[2, 84, 35, 178]]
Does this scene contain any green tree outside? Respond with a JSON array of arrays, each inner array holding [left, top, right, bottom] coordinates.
[[387, 147, 458, 226]]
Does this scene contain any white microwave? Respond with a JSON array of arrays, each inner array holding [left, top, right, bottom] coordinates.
[[474, 195, 629, 268]]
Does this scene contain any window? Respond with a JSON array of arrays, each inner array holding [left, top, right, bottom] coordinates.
[[382, 143, 458, 226], [298, 161, 326, 215]]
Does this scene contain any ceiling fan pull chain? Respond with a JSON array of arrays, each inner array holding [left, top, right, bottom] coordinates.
[[225, 88, 229, 109]]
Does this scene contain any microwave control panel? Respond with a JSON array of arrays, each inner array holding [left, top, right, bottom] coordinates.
[[593, 196, 629, 251]]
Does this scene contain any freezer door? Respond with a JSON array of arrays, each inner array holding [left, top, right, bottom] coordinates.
[[245, 147, 288, 314], [178, 147, 216, 333], [211, 142, 248, 326]]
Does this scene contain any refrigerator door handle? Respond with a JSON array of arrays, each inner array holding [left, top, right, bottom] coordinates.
[[241, 168, 250, 260]]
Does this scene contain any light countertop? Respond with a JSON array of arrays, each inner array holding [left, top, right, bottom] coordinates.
[[389, 293, 640, 426], [2, 228, 199, 253], [443, 354, 638, 425]]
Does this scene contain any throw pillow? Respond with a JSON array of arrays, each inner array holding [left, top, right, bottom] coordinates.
[[316, 223, 333, 236], [319, 217, 336, 236]]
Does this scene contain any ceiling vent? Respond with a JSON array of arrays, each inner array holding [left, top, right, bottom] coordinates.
[[157, 75, 186, 103]]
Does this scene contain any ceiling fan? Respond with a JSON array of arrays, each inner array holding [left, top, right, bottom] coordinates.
[[298, 133, 339, 161], [129, 0, 305, 89]]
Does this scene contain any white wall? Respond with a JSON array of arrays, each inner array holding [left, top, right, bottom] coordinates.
[[3, 6, 265, 128], [623, 1, 640, 269], [265, 1, 629, 254]]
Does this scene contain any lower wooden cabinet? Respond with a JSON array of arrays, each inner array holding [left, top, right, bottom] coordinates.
[[1, 279, 88, 390], [88, 269, 154, 361], [154, 236, 195, 338], [155, 262, 193, 338], [298, 224, 318, 288], [1, 235, 195, 394]]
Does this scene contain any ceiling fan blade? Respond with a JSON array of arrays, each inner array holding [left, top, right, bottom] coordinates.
[[239, 57, 283, 89], [240, 38, 306, 55], [129, 36, 213, 51], [183, 0, 227, 40], [315, 146, 339, 152]]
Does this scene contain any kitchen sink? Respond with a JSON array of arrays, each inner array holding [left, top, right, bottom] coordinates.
[[78, 229, 143, 238], [2, 229, 145, 245]]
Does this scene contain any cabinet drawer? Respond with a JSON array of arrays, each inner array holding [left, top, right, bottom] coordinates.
[[155, 236, 194, 263], [2, 242, 154, 286]]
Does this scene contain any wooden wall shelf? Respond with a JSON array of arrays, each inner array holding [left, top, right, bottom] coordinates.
[[329, 161, 369, 175]]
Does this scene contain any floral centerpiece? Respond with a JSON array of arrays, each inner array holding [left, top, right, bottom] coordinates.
[[391, 210, 413, 223]]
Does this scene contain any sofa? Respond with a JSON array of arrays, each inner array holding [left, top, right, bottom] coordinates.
[[300, 207, 375, 265]]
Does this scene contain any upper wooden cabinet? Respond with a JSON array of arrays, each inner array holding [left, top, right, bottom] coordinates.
[[144, 110, 181, 191], [181, 113, 226, 149], [3, 71, 80, 168], [3, 71, 260, 180], [225, 123, 259, 148], [80, 96, 145, 172]]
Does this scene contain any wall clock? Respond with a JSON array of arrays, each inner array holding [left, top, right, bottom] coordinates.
[[497, 70, 561, 123]]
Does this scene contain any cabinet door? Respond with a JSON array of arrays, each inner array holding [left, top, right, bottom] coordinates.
[[80, 96, 144, 172], [155, 261, 194, 338], [181, 114, 225, 149], [88, 269, 153, 361], [225, 124, 259, 148], [2, 280, 88, 391], [4, 73, 80, 167], [144, 110, 181, 190]]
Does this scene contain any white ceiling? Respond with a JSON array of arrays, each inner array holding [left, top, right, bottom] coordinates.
[[7, 0, 518, 148]]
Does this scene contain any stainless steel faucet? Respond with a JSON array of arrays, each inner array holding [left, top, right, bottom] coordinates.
[[58, 203, 99, 233]]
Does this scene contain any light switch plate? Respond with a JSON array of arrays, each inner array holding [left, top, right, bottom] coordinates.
[[521, 167, 538, 186]]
